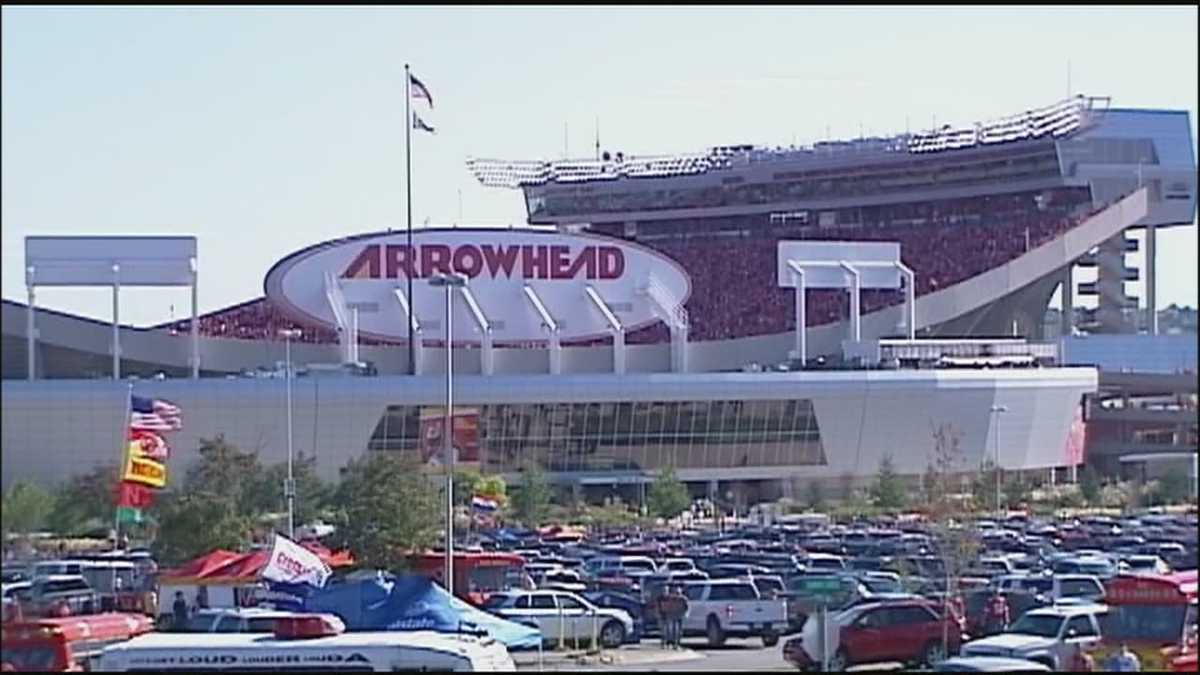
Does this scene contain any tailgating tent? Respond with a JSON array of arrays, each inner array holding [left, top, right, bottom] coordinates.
[[268, 573, 542, 650], [159, 544, 355, 586]]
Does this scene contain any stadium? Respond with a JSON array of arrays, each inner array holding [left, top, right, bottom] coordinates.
[[2, 94, 1196, 505]]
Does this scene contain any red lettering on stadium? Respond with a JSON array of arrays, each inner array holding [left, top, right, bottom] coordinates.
[[341, 244, 625, 281]]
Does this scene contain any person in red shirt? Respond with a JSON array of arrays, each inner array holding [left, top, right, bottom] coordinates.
[[983, 591, 1010, 635], [1068, 644, 1095, 672]]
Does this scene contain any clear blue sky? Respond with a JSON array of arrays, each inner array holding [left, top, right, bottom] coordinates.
[[3, 5, 1196, 326]]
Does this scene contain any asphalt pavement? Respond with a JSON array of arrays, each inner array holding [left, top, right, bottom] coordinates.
[[514, 636, 795, 672]]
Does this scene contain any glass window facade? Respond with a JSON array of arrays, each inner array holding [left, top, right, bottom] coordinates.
[[367, 399, 827, 474]]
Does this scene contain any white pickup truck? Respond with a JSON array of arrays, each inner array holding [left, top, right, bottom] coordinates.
[[960, 604, 1107, 670], [681, 579, 788, 647]]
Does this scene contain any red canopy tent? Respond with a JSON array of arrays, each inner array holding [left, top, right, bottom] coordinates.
[[157, 549, 243, 584], [159, 544, 354, 586]]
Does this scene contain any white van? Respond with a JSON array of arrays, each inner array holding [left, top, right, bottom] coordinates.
[[97, 630, 517, 672]]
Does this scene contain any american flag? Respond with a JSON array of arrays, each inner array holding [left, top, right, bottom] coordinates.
[[409, 72, 433, 108], [130, 394, 183, 432]]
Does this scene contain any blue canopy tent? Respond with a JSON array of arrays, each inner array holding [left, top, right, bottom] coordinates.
[[267, 573, 541, 650]]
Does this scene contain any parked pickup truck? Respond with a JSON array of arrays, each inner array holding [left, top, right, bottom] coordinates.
[[682, 579, 788, 647], [960, 603, 1107, 670]]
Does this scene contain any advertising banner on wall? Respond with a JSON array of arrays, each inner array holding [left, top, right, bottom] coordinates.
[[419, 406, 481, 468]]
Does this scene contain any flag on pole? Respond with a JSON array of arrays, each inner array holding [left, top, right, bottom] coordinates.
[[413, 113, 435, 134], [471, 495, 499, 513], [261, 534, 333, 588], [130, 395, 182, 431], [409, 73, 433, 108], [114, 393, 183, 525]]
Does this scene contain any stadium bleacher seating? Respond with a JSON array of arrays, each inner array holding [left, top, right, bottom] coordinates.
[[167, 188, 1098, 346]]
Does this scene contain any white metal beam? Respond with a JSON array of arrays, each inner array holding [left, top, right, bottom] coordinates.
[[788, 261, 806, 366], [839, 261, 861, 342], [393, 287, 424, 376], [897, 261, 916, 340], [523, 285, 561, 374], [112, 264, 121, 380], [460, 286, 495, 376], [324, 272, 353, 364], [585, 285, 625, 374], [26, 266, 35, 381]]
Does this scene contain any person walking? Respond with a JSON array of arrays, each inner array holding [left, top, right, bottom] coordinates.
[[1105, 643, 1141, 672]]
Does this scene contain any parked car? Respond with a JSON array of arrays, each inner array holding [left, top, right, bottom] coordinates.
[[934, 655, 1052, 671], [681, 578, 787, 647], [782, 598, 964, 670], [484, 589, 634, 648], [959, 604, 1108, 670], [178, 607, 315, 633], [580, 590, 645, 641], [29, 575, 99, 616]]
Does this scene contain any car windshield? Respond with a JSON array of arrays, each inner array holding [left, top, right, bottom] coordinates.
[[1009, 614, 1064, 638], [481, 594, 511, 610]]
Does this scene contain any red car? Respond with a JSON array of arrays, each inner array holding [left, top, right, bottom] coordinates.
[[782, 599, 964, 670]]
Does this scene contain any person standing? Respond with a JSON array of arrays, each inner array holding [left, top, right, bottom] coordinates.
[[662, 585, 688, 649], [1105, 643, 1141, 672], [171, 591, 189, 631], [1069, 644, 1095, 672], [983, 591, 1009, 636]]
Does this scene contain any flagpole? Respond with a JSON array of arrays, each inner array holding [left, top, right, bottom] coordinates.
[[405, 63, 415, 376], [114, 382, 134, 549]]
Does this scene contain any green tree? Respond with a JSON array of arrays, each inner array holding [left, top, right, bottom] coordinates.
[[647, 467, 690, 521], [1157, 471, 1191, 505], [1079, 465, 1102, 505], [924, 423, 981, 660], [583, 499, 639, 531], [838, 472, 855, 504], [871, 453, 906, 510], [154, 490, 253, 566], [2, 481, 55, 538], [972, 458, 1001, 514], [47, 464, 121, 536], [245, 453, 331, 528], [328, 453, 441, 572], [510, 462, 553, 528], [184, 435, 263, 513], [1003, 473, 1031, 510], [806, 480, 826, 511]]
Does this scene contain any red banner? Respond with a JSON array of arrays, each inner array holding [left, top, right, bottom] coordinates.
[[419, 407, 481, 466], [116, 481, 156, 509]]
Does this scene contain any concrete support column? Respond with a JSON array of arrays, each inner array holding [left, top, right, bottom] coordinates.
[[1062, 264, 1074, 336], [1146, 223, 1157, 335]]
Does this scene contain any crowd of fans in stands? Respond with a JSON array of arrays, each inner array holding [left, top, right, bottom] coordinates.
[[170, 188, 1100, 346]]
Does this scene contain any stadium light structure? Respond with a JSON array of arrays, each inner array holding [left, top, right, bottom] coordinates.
[[279, 328, 302, 539], [990, 404, 1009, 514], [430, 271, 468, 596]]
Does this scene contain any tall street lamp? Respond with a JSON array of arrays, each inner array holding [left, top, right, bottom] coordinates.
[[430, 272, 467, 595], [989, 404, 1008, 515], [279, 328, 302, 539]]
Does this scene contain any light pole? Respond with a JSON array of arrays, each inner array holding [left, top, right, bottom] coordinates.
[[430, 272, 467, 596], [990, 404, 1008, 515], [279, 328, 302, 539]]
